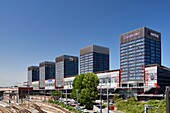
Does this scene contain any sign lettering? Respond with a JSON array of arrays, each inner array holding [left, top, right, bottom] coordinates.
[[123, 31, 140, 40]]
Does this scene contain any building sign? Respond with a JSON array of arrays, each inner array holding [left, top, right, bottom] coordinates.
[[121, 27, 161, 44], [63, 77, 75, 89], [148, 31, 159, 38], [69, 57, 74, 61], [45, 79, 55, 90], [123, 31, 140, 40], [120, 28, 143, 44]]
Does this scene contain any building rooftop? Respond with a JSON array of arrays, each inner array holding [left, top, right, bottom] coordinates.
[[28, 66, 39, 70], [55, 54, 78, 62], [145, 64, 170, 71], [39, 61, 55, 67], [80, 44, 109, 55]]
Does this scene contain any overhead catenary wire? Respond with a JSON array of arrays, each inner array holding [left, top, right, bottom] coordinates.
[[0, 78, 22, 87]]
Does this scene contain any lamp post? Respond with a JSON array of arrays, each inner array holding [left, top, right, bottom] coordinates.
[[107, 86, 109, 113], [8, 87, 11, 106], [66, 88, 68, 106], [100, 85, 102, 113], [106, 78, 110, 113], [76, 89, 78, 113], [61, 90, 62, 103], [27, 85, 30, 108], [166, 86, 170, 113]]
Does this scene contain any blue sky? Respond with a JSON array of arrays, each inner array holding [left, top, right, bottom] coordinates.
[[0, 0, 170, 86]]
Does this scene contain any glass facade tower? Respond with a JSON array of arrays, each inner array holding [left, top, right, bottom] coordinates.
[[80, 45, 109, 74], [39, 61, 55, 89], [27, 66, 39, 86], [120, 27, 161, 86], [55, 55, 78, 87]]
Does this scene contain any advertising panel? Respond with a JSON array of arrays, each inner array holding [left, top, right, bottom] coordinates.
[[45, 79, 55, 90], [63, 77, 75, 89], [145, 66, 157, 87]]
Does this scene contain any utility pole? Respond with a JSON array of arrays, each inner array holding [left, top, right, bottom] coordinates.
[[100, 86, 102, 113], [106, 77, 110, 113], [107, 87, 109, 113], [76, 89, 78, 113], [66, 88, 68, 106], [28, 85, 30, 108], [144, 104, 157, 113], [166, 86, 170, 113], [8, 87, 11, 106], [144, 104, 149, 113], [61, 90, 62, 103]]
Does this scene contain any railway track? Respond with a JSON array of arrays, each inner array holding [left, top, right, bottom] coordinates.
[[12, 105, 32, 113], [32, 104, 46, 113], [42, 103, 71, 113], [0, 105, 12, 113]]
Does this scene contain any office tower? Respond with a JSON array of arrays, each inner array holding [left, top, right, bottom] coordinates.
[[55, 55, 78, 87], [27, 66, 39, 86], [39, 61, 55, 89], [120, 27, 161, 87], [80, 45, 109, 74]]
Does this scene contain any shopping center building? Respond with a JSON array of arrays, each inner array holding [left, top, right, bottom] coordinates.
[[27, 27, 170, 97]]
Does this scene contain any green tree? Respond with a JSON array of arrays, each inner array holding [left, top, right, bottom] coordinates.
[[71, 73, 99, 109], [52, 90, 62, 100], [113, 94, 120, 103]]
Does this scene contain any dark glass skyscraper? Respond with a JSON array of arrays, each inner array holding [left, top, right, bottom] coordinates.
[[39, 61, 55, 89], [28, 66, 39, 86], [120, 27, 161, 86], [80, 45, 109, 74], [55, 55, 78, 87]]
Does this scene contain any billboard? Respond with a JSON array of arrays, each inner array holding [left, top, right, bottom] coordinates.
[[63, 77, 75, 89], [45, 79, 55, 90], [145, 66, 157, 87]]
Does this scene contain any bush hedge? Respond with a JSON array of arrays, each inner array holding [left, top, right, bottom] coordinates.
[[115, 97, 166, 113], [48, 100, 82, 113]]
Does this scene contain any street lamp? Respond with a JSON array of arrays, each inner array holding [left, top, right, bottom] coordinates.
[[60, 90, 62, 103], [66, 88, 67, 105], [8, 86, 11, 106], [27, 85, 30, 108], [107, 86, 109, 113], [100, 85, 102, 113], [106, 77, 110, 113], [76, 89, 78, 113]]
